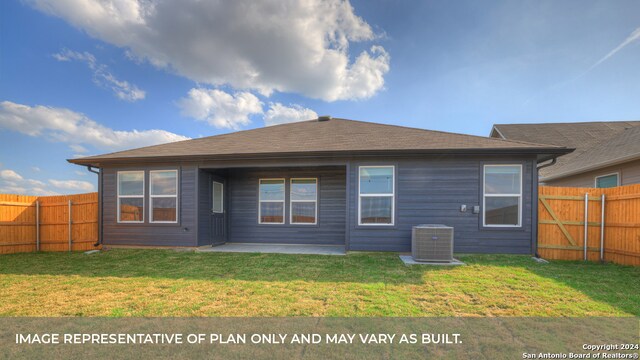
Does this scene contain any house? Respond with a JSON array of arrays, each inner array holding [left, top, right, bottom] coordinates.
[[490, 121, 640, 188], [69, 117, 571, 254]]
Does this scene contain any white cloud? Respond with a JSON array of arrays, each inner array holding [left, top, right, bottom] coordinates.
[[53, 49, 146, 102], [0, 169, 59, 196], [178, 88, 263, 129], [29, 0, 390, 101], [49, 179, 95, 192], [74, 170, 88, 176], [0, 169, 24, 182], [31, 166, 41, 172], [69, 144, 89, 154], [264, 103, 318, 126], [0, 101, 190, 152]]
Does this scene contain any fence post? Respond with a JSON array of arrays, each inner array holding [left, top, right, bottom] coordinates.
[[68, 200, 72, 253], [583, 192, 588, 261], [600, 194, 605, 263], [36, 200, 40, 252]]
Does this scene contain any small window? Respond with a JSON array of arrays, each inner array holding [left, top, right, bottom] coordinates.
[[212, 181, 224, 213], [358, 166, 394, 225], [118, 171, 144, 223], [259, 179, 285, 224], [595, 173, 619, 188], [150, 170, 178, 223], [483, 165, 522, 227], [290, 178, 317, 224]]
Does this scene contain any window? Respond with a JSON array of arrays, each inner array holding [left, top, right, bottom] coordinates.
[[290, 178, 317, 224], [212, 181, 224, 213], [259, 179, 285, 224], [595, 173, 619, 188], [150, 170, 178, 223], [117, 171, 144, 223], [358, 166, 394, 225], [483, 165, 522, 227]]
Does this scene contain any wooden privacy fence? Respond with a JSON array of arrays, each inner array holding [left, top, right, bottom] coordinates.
[[0, 192, 99, 254], [538, 184, 640, 266]]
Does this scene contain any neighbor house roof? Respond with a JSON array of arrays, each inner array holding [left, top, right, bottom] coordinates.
[[70, 118, 572, 166], [491, 121, 640, 180]]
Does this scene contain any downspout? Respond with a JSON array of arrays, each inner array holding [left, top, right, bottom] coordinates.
[[533, 157, 557, 258], [87, 166, 102, 247]]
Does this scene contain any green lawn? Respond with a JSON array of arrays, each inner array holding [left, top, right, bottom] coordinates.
[[0, 249, 637, 317]]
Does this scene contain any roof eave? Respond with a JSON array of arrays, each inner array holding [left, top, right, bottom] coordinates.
[[541, 152, 640, 182], [68, 147, 573, 167]]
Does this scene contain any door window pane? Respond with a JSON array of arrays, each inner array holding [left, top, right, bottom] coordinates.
[[359, 167, 394, 194], [212, 182, 224, 213], [360, 197, 393, 224], [484, 196, 519, 226], [152, 198, 177, 222]]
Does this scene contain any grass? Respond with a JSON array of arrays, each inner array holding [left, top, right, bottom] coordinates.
[[0, 249, 638, 317]]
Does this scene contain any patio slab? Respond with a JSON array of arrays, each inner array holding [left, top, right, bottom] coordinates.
[[399, 255, 465, 265], [197, 243, 346, 255]]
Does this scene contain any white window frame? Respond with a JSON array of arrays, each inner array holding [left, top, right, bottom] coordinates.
[[482, 164, 522, 228], [594, 172, 620, 188], [258, 178, 285, 224], [149, 170, 179, 224], [212, 181, 224, 214], [117, 170, 145, 224], [290, 178, 318, 225], [358, 165, 395, 226]]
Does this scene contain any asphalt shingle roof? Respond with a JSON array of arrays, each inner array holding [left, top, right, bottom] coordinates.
[[492, 121, 640, 179], [70, 118, 570, 165]]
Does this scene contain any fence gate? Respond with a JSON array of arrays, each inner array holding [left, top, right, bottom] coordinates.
[[537, 185, 640, 265]]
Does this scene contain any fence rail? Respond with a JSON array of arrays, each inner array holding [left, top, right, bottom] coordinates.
[[0, 193, 99, 254], [538, 184, 640, 266]]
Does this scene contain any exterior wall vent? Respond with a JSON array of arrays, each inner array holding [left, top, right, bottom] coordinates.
[[317, 115, 332, 122], [412, 224, 454, 262]]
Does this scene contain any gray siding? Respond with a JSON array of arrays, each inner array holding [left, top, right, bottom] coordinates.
[[347, 156, 536, 254], [102, 165, 197, 247], [544, 159, 640, 187], [197, 169, 212, 246], [227, 167, 346, 245]]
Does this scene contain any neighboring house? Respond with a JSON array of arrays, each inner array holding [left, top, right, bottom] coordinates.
[[490, 121, 640, 188], [70, 118, 570, 254]]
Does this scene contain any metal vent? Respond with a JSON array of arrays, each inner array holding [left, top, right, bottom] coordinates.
[[411, 224, 454, 262], [317, 115, 331, 122]]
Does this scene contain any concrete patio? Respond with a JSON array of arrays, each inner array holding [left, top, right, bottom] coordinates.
[[196, 243, 346, 255]]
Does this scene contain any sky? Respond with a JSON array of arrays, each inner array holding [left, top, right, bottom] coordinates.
[[0, 0, 639, 195]]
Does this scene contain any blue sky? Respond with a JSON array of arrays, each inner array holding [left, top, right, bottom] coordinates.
[[1, 0, 639, 194]]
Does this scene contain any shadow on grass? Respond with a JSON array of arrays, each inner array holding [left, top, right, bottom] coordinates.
[[0, 250, 638, 315], [457, 254, 640, 316], [0, 249, 427, 284]]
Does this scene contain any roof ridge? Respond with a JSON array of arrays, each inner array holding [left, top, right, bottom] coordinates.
[[494, 120, 640, 127], [338, 118, 564, 148]]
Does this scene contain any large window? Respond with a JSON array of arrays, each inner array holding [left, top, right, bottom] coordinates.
[[150, 170, 178, 223], [290, 178, 317, 225], [483, 165, 522, 227], [118, 171, 144, 223], [259, 179, 285, 224], [359, 166, 394, 225], [595, 173, 619, 188]]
